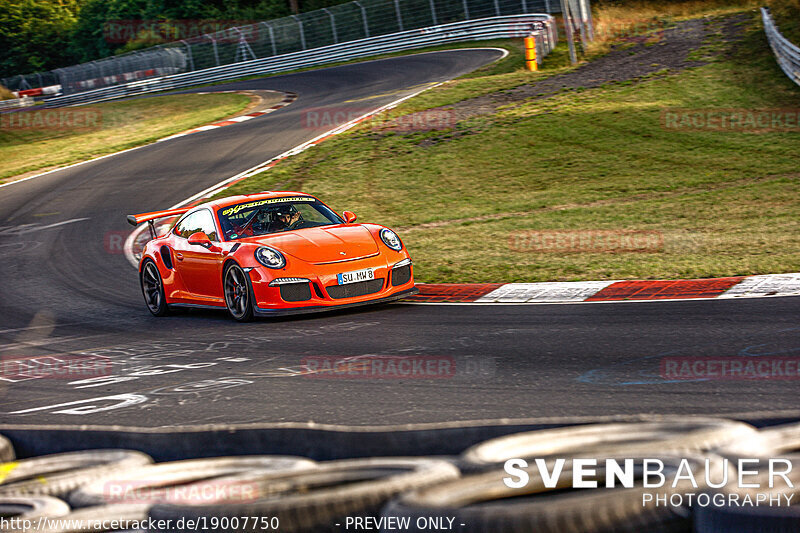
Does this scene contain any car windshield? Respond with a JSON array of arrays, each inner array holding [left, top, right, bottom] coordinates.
[[217, 197, 344, 240]]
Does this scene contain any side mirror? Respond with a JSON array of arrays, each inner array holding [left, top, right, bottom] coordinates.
[[188, 232, 212, 248], [343, 211, 357, 223]]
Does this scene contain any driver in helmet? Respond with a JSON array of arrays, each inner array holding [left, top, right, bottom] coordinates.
[[271, 204, 302, 232]]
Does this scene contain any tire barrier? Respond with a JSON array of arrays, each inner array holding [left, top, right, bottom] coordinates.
[[0, 417, 798, 532], [68, 456, 317, 508], [0, 450, 153, 498], [40, 503, 149, 533], [694, 422, 800, 533], [460, 419, 757, 469], [382, 454, 732, 533], [149, 458, 460, 532], [0, 496, 70, 531], [0, 434, 14, 462]]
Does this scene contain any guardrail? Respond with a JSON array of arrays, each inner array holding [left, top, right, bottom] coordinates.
[[0, 96, 34, 110], [45, 14, 556, 108], [761, 7, 800, 87]]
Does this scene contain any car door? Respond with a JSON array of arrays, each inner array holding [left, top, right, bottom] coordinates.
[[171, 209, 225, 302]]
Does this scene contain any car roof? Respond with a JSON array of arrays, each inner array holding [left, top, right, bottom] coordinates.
[[203, 191, 316, 211]]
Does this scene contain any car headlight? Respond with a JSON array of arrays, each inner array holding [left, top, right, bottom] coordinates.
[[255, 246, 286, 269], [380, 229, 403, 251]]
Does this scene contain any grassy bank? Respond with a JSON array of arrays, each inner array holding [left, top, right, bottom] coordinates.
[[217, 10, 800, 283], [0, 92, 251, 183]]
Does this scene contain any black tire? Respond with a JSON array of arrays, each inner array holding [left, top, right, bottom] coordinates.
[[0, 450, 153, 498], [701, 422, 800, 532], [140, 259, 169, 316], [382, 483, 688, 533], [461, 419, 756, 468], [149, 457, 460, 532], [68, 456, 316, 508], [0, 434, 14, 462], [716, 420, 800, 457], [223, 262, 254, 322], [380, 453, 723, 533], [0, 496, 71, 531], [38, 503, 150, 532]]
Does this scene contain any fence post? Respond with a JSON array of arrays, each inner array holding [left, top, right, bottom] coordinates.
[[260, 22, 277, 56], [582, 0, 594, 40], [354, 1, 370, 37], [291, 15, 307, 50], [323, 8, 338, 43], [494, 0, 501, 17], [560, 0, 577, 64], [572, 0, 587, 49], [429, 0, 438, 25], [521, 0, 528, 13], [205, 34, 220, 66], [180, 40, 195, 71], [234, 28, 258, 62], [462, 0, 470, 20], [394, 0, 404, 31]]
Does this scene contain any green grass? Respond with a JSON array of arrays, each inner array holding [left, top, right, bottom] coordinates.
[[767, 0, 800, 44], [0, 92, 251, 183], [217, 10, 800, 283]]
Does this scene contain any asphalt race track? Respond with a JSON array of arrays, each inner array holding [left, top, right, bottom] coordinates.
[[1, 49, 798, 427]]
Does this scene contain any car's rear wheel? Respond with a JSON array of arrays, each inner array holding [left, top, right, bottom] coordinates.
[[140, 259, 169, 316], [224, 263, 254, 322]]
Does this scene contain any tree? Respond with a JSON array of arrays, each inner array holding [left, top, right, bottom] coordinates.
[[0, 0, 81, 78]]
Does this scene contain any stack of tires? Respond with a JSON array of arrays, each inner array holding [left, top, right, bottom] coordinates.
[[1, 419, 798, 532]]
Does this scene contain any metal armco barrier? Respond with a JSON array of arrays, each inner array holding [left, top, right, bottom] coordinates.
[[762, 7, 800, 87], [0, 96, 34, 110], [45, 14, 557, 108]]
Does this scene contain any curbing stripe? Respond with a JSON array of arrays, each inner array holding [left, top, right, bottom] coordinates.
[[719, 272, 800, 299], [411, 284, 504, 303], [405, 274, 800, 304], [474, 281, 617, 303], [156, 92, 297, 142], [585, 277, 744, 301]]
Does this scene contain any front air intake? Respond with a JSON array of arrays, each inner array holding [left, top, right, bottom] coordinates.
[[279, 283, 313, 302], [391, 265, 411, 286], [326, 279, 384, 299]]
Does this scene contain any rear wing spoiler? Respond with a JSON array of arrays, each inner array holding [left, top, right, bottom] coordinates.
[[126, 207, 190, 239]]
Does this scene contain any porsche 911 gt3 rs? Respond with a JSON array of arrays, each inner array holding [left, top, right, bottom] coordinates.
[[127, 191, 418, 321]]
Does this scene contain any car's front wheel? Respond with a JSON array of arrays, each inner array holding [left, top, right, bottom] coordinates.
[[223, 263, 254, 322], [140, 259, 169, 316]]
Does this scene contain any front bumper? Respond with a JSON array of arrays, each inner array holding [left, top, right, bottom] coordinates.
[[252, 287, 419, 317], [248, 253, 414, 311]]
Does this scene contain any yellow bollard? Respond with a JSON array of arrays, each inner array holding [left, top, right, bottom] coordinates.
[[524, 35, 538, 71]]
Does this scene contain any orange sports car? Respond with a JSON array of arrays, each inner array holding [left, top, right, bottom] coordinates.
[[127, 191, 418, 321]]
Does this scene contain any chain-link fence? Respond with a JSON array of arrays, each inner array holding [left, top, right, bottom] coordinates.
[[2, 0, 593, 96]]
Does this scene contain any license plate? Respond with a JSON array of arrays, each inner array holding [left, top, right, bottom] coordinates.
[[337, 268, 375, 285]]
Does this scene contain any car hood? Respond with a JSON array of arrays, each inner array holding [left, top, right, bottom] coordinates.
[[256, 225, 379, 263]]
